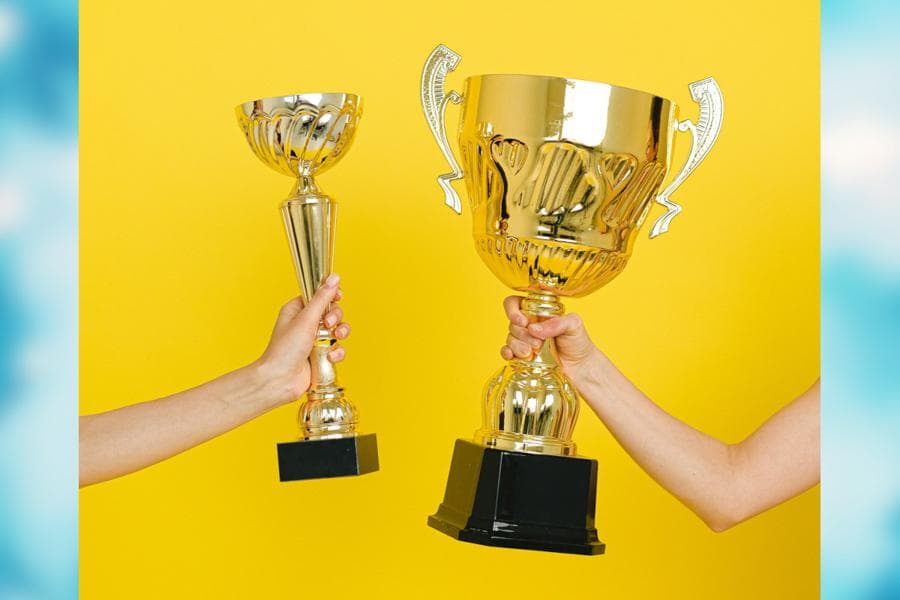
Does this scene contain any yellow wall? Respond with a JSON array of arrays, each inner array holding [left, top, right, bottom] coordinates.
[[80, 0, 819, 597]]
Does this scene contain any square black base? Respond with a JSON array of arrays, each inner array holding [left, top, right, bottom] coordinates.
[[276, 432, 379, 482], [428, 439, 605, 555]]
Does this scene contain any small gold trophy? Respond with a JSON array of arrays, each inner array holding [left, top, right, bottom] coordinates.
[[236, 93, 378, 481], [420, 44, 723, 553]]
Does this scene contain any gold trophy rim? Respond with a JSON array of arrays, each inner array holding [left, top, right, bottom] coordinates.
[[235, 91, 362, 116], [463, 73, 673, 104]]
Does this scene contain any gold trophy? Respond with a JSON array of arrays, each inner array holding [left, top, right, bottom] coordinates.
[[236, 93, 378, 481], [420, 44, 723, 553]]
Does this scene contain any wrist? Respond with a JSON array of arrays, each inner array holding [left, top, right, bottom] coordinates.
[[245, 359, 301, 411], [566, 348, 615, 396]]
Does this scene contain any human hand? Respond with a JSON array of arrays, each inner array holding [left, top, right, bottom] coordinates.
[[256, 274, 350, 406], [499, 295, 601, 378]]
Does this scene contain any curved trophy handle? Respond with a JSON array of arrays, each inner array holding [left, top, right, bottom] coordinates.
[[649, 77, 724, 238], [420, 44, 465, 215]]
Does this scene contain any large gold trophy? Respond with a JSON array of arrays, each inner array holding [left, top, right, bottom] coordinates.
[[420, 44, 723, 554], [236, 93, 378, 481]]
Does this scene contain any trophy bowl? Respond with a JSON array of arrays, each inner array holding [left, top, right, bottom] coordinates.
[[420, 44, 723, 554], [236, 93, 361, 180], [461, 74, 676, 298]]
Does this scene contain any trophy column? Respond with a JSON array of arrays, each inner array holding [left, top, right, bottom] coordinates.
[[276, 184, 378, 481], [235, 93, 379, 482], [428, 292, 605, 555]]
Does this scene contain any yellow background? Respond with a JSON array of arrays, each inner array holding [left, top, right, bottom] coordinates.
[[80, 0, 820, 597]]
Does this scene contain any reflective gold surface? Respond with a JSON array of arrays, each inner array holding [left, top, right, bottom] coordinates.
[[461, 73, 675, 297], [421, 45, 723, 456], [236, 93, 361, 182], [476, 293, 579, 455], [236, 93, 363, 440]]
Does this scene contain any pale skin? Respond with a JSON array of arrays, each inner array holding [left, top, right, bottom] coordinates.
[[501, 296, 820, 532], [79, 274, 349, 488]]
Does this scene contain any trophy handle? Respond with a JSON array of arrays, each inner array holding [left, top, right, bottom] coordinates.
[[649, 77, 724, 238], [420, 44, 465, 215]]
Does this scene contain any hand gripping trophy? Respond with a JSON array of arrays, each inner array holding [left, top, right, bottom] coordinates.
[[236, 93, 378, 481], [420, 44, 723, 554]]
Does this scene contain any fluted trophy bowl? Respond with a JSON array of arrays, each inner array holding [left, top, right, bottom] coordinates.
[[235, 93, 361, 180], [462, 75, 676, 297]]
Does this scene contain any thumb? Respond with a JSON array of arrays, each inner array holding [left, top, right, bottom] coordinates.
[[503, 295, 528, 327], [292, 274, 341, 336], [527, 314, 585, 340]]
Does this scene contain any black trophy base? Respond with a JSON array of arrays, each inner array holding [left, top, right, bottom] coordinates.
[[276, 432, 379, 482], [428, 439, 605, 555]]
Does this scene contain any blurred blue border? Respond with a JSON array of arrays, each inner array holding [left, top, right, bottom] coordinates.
[[0, 1, 896, 598], [822, 1, 900, 598], [0, 0, 78, 597]]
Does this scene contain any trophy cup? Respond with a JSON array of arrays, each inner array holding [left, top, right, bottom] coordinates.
[[236, 93, 378, 481], [420, 44, 723, 554]]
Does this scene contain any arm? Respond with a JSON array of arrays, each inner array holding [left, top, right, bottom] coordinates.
[[574, 355, 819, 532], [79, 274, 349, 487], [501, 297, 820, 532]]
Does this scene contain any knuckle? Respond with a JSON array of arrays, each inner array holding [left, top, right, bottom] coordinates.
[[281, 297, 302, 313], [508, 338, 529, 356], [314, 285, 333, 302]]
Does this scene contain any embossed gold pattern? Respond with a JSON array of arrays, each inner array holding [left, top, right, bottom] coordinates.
[[421, 45, 724, 456], [460, 75, 675, 297], [236, 93, 364, 440], [237, 93, 361, 181]]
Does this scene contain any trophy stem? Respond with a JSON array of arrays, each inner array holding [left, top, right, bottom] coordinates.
[[281, 189, 357, 440], [475, 291, 579, 456], [309, 323, 340, 391], [293, 174, 320, 196], [301, 321, 355, 438], [520, 292, 564, 366]]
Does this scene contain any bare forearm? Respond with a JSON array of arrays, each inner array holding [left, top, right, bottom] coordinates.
[[570, 354, 819, 531], [570, 351, 749, 531], [502, 299, 819, 531], [79, 361, 287, 487]]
